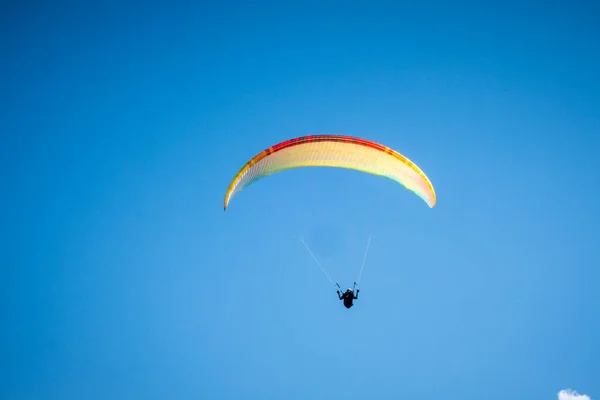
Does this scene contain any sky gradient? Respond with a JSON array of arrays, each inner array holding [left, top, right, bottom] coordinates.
[[2, 1, 599, 399]]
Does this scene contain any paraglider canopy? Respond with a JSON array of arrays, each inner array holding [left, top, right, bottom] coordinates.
[[223, 134, 436, 210]]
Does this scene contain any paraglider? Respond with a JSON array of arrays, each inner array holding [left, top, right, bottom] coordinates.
[[223, 134, 436, 308], [338, 285, 359, 309]]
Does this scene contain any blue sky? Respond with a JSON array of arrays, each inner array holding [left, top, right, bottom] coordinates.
[[2, 1, 599, 399]]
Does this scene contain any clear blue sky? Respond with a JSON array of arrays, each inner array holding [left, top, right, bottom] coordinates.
[[2, 1, 599, 399]]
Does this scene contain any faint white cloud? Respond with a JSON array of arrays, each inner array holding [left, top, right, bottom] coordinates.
[[558, 389, 592, 400]]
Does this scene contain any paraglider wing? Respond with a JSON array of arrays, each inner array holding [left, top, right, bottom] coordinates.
[[223, 134, 436, 210]]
